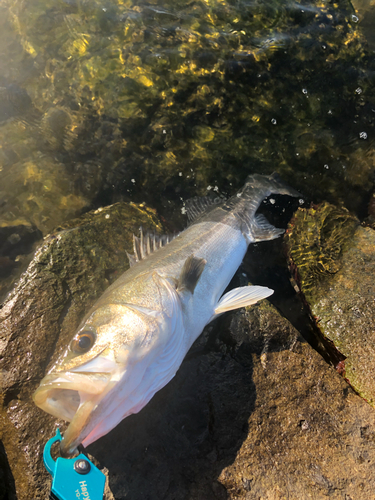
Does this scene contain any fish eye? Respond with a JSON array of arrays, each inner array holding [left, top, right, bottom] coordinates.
[[71, 331, 96, 354]]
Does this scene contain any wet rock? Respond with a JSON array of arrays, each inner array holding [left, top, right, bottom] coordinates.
[[0, 222, 42, 302], [218, 322, 375, 499], [286, 202, 375, 405], [2, 224, 375, 499], [367, 189, 375, 227], [0, 202, 163, 500], [285, 202, 359, 302], [88, 301, 375, 500]]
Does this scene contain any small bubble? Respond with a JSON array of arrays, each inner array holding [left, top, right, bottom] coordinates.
[[351, 14, 359, 23], [207, 185, 212, 191], [322, 44, 326, 50], [299, 198, 304, 205], [271, 118, 277, 125], [300, 420, 309, 430], [324, 164, 329, 169], [213, 186, 219, 192], [269, 198, 275, 205], [328, 110, 332, 115], [359, 131, 367, 139], [105, 214, 110, 219], [355, 87, 362, 94], [102, 7, 107, 12], [296, 152, 300, 157], [163, 129, 167, 134], [302, 88, 308, 94], [131, 178, 136, 183], [179, 172, 182, 176]]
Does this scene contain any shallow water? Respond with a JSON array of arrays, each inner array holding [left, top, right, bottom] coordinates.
[[0, 0, 374, 294]]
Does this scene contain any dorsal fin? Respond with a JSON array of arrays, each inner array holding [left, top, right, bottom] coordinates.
[[127, 228, 177, 267], [184, 195, 224, 223]]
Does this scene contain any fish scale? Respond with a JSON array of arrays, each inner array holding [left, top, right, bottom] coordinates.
[[33, 173, 300, 456]]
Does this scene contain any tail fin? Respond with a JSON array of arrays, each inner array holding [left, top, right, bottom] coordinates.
[[242, 172, 301, 199], [232, 173, 302, 243]]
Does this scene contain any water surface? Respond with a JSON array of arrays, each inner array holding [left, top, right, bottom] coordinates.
[[0, 0, 374, 295]]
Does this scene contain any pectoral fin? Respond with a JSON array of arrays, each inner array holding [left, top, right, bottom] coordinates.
[[177, 255, 207, 294], [214, 285, 273, 316]]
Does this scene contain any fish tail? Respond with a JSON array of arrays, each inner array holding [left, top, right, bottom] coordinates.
[[230, 173, 302, 242], [242, 172, 301, 201]]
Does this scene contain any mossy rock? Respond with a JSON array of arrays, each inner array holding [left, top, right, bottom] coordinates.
[[0, 201, 163, 500], [286, 203, 375, 405]]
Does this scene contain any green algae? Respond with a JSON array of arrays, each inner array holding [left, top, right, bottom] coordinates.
[[286, 204, 375, 407], [286, 202, 359, 303], [1, 0, 374, 236]]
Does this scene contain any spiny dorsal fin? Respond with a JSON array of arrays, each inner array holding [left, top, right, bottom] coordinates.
[[184, 195, 224, 223], [127, 228, 177, 267], [177, 254, 206, 294]]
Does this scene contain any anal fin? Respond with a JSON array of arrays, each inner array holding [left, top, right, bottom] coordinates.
[[177, 255, 206, 294], [214, 285, 273, 316]]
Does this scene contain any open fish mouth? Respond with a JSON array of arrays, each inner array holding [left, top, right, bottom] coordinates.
[[33, 371, 113, 456], [33, 372, 111, 419]]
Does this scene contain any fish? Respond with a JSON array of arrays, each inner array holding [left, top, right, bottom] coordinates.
[[33, 173, 300, 456]]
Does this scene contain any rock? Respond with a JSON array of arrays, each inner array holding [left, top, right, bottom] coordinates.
[[0, 202, 163, 500], [0, 156, 96, 236], [286, 202, 375, 405], [2, 221, 375, 498], [87, 301, 375, 500], [0, 221, 43, 303], [218, 319, 375, 499], [367, 190, 375, 228]]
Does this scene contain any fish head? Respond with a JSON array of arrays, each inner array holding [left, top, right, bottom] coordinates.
[[33, 298, 174, 456]]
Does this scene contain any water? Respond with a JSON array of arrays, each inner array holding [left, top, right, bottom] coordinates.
[[0, 0, 374, 297]]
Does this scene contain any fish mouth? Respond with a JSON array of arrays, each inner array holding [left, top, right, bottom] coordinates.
[[33, 370, 113, 457]]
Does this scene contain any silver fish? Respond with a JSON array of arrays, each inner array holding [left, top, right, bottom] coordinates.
[[33, 173, 300, 456]]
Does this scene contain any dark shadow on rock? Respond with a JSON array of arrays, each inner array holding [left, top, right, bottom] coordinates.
[[0, 440, 16, 500], [88, 322, 256, 500]]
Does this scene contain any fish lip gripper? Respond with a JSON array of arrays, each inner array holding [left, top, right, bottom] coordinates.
[[43, 428, 106, 500]]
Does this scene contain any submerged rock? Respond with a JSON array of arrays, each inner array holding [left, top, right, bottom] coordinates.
[[286, 202, 375, 405], [2, 0, 375, 223], [0, 202, 163, 500]]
